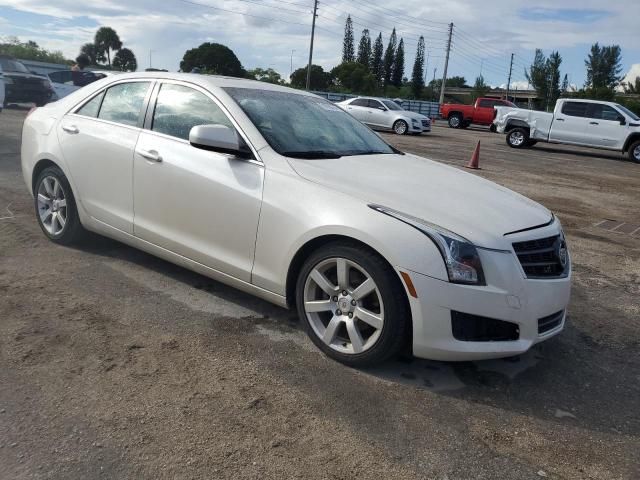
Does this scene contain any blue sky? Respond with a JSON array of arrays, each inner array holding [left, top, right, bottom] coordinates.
[[0, 0, 638, 89]]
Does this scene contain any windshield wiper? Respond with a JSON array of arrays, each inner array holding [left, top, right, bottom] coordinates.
[[282, 150, 342, 159]]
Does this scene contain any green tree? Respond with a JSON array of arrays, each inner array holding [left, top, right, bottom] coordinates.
[[113, 48, 137, 72], [383, 28, 397, 87], [471, 75, 490, 101], [180, 42, 245, 77], [330, 62, 377, 94], [561, 73, 569, 94], [290, 64, 329, 90], [342, 15, 355, 63], [94, 27, 122, 67], [356, 29, 371, 69], [546, 51, 562, 110], [79, 42, 105, 66], [391, 38, 404, 87], [410, 36, 425, 98], [370, 33, 384, 87], [75, 53, 91, 69], [624, 76, 640, 94], [248, 67, 283, 84], [585, 43, 623, 91], [0, 37, 68, 64]]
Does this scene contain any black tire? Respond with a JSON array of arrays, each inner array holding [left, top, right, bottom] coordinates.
[[393, 119, 408, 135], [525, 139, 538, 147], [460, 120, 471, 129], [295, 242, 410, 367], [489, 124, 497, 133], [629, 140, 640, 164], [448, 114, 462, 128], [34, 166, 86, 245], [506, 127, 529, 149]]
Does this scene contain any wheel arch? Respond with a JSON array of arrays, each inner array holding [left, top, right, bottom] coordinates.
[[622, 133, 640, 152], [31, 158, 62, 195], [447, 110, 463, 119], [505, 119, 531, 133], [285, 234, 409, 311]]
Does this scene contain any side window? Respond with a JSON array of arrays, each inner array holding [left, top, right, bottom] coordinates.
[[561, 102, 588, 117], [351, 98, 369, 107], [75, 91, 104, 118], [478, 99, 493, 108], [368, 100, 384, 110], [98, 82, 150, 127], [151, 83, 234, 141], [589, 104, 621, 121]]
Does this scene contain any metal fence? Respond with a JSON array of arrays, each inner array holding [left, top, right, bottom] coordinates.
[[311, 91, 441, 119]]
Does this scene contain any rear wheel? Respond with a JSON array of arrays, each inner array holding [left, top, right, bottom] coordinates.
[[489, 124, 497, 133], [34, 166, 85, 244], [629, 140, 640, 164], [506, 127, 529, 148], [448, 114, 462, 128], [295, 242, 410, 367], [393, 120, 408, 135]]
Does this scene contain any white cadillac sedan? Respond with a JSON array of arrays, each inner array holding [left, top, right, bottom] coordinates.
[[21, 73, 571, 366], [337, 97, 431, 135]]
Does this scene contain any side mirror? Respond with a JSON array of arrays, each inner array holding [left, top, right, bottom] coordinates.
[[189, 124, 253, 159], [619, 116, 626, 125]]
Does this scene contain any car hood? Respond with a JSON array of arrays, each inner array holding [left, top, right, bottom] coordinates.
[[402, 111, 428, 121], [288, 153, 552, 249]]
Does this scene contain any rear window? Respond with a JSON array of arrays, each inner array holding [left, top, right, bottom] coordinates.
[[76, 92, 104, 118], [97, 82, 150, 127], [561, 102, 589, 117], [350, 98, 369, 107]]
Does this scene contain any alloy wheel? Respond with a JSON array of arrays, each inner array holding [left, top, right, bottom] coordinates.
[[449, 116, 460, 128], [634, 145, 640, 162], [394, 121, 407, 135], [303, 257, 384, 355], [510, 131, 525, 146], [37, 176, 67, 236]]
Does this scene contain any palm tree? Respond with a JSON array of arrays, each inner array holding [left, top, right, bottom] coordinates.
[[94, 27, 122, 67]]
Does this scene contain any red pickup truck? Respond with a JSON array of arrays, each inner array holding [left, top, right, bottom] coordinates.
[[440, 97, 516, 130]]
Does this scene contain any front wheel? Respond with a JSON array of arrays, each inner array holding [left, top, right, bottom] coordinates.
[[629, 140, 640, 164], [506, 127, 529, 148], [295, 242, 410, 367], [393, 120, 408, 135], [489, 124, 497, 133], [34, 166, 85, 244]]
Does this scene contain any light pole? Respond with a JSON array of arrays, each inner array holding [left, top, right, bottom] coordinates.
[[149, 49, 155, 69]]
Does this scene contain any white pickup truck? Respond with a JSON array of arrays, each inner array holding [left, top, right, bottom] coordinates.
[[494, 98, 640, 163]]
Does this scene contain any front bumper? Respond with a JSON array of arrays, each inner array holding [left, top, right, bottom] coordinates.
[[401, 235, 571, 361]]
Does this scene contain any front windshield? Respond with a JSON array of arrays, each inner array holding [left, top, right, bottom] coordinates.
[[382, 100, 404, 111], [224, 88, 395, 158], [0, 58, 29, 73], [615, 104, 640, 121]]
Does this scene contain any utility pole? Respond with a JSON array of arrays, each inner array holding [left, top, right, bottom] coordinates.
[[432, 67, 437, 102], [306, 0, 319, 90], [439, 22, 453, 105], [424, 51, 429, 84], [506, 52, 514, 100], [290, 49, 295, 80]]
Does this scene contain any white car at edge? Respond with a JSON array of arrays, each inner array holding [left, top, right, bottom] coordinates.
[[21, 72, 571, 366], [337, 96, 431, 135]]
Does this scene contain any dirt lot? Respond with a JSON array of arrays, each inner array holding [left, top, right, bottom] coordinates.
[[1, 108, 639, 479]]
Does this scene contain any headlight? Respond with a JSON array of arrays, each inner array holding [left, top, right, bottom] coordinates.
[[369, 204, 485, 285], [411, 119, 419, 125]]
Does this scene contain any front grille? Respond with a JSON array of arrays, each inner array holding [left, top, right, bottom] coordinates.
[[421, 119, 430, 127], [451, 311, 519, 342], [512, 235, 567, 278], [538, 310, 564, 334]]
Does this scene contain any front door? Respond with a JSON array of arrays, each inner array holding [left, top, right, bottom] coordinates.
[[133, 82, 264, 282], [57, 80, 152, 233], [584, 103, 628, 149]]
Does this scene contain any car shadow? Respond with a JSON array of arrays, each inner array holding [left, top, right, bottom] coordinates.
[[69, 233, 639, 438]]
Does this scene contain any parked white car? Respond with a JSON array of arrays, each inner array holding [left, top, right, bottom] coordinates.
[[494, 98, 640, 163], [337, 97, 431, 135], [21, 73, 571, 366]]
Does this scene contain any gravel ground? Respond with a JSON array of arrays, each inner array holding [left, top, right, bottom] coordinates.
[[1, 108, 638, 479]]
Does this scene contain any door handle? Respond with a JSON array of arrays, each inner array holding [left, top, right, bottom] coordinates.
[[590, 121, 599, 125], [555, 118, 564, 122], [62, 125, 79, 134], [137, 149, 163, 163]]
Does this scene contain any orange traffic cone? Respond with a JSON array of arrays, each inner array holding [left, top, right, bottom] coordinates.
[[466, 140, 481, 169]]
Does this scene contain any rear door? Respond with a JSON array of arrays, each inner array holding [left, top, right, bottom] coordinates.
[[133, 81, 264, 282], [549, 101, 590, 144], [57, 80, 153, 233], [343, 98, 372, 124], [584, 103, 627, 149]]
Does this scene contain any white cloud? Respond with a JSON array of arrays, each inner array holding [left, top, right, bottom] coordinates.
[[0, 0, 638, 86], [622, 64, 640, 84]]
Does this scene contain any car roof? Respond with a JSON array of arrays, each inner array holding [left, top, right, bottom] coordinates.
[[101, 71, 317, 96], [558, 98, 617, 105]]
